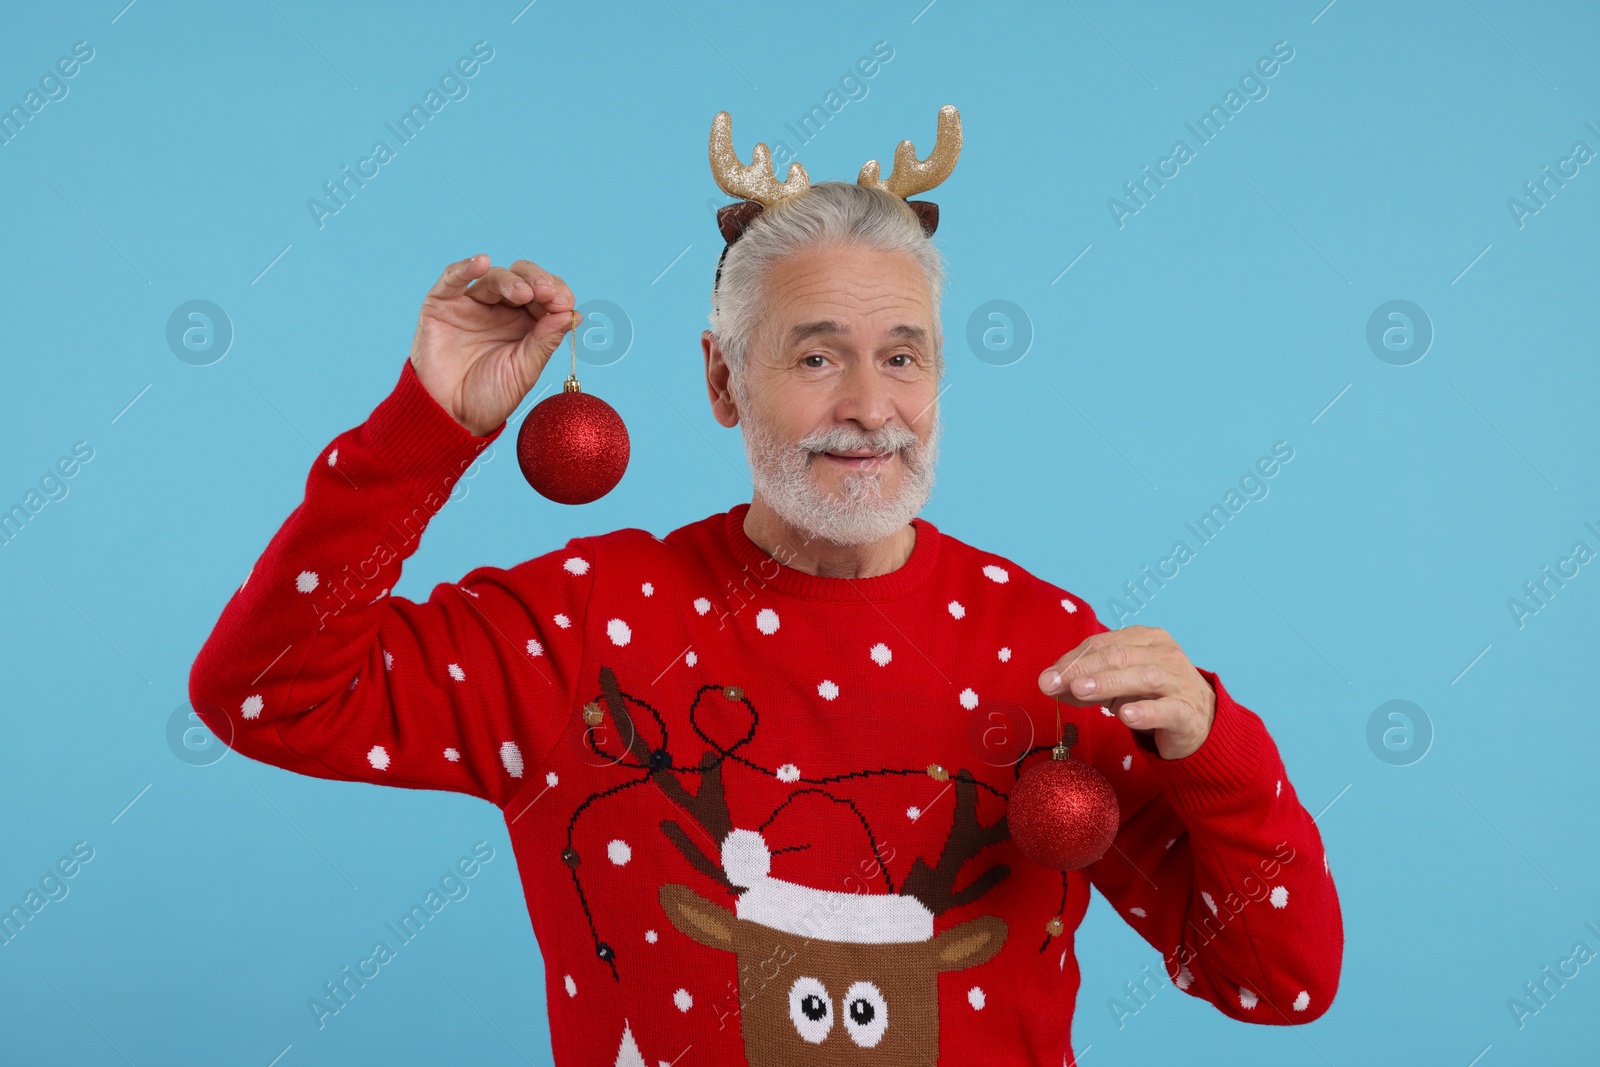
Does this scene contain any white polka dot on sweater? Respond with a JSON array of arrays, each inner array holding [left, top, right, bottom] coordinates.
[[368, 745, 389, 770], [755, 608, 780, 634], [607, 839, 632, 865], [982, 564, 1009, 583], [998, 647, 1011, 662], [545, 771, 558, 787], [776, 763, 800, 782], [1175, 964, 1194, 990], [1238, 987, 1258, 1010], [1121, 754, 1133, 770], [327, 448, 338, 466], [1100, 706, 1115, 717], [1129, 907, 1146, 918], [1270, 886, 1289, 909], [369, 588, 388, 604], [525, 638, 543, 657], [448, 663, 466, 681], [870, 642, 892, 666], [1202, 891, 1217, 916], [1061, 598, 1078, 613], [958, 688, 979, 710], [685, 650, 697, 666], [818, 680, 839, 700], [444, 747, 460, 761], [554, 613, 571, 629], [1293, 990, 1310, 1012], [295, 571, 319, 593], [644, 929, 658, 943], [1276, 779, 1282, 797], [948, 600, 965, 619], [563, 556, 589, 575], [1165, 837, 1178, 850], [906, 806, 922, 820], [564, 975, 576, 997], [240, 695, 263, 720], [967, 986, 986, 1010], [693, 597, 711, 615], [500, 741, 524, 778], [673, 988, 692, 1012], [460, 586, 479, 598], [641, 581, 654, 596], [383, 649, 393, 670], [607, 618, 632, 646]]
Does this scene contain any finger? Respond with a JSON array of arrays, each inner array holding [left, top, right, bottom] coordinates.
[[466, 265, 542, 307], [1060, 641, 1186, 698], [426, 254, 490, 301], [515, 307, 586, 373], [1111, 695, 1187, 732], [1061, 661, 1177, 706], [1038, 629, 1163, 695], [507, 261, 574, 306], [507, 260, 570, 291]]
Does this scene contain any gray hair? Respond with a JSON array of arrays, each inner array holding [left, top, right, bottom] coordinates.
[[708, 181, 945, 400]]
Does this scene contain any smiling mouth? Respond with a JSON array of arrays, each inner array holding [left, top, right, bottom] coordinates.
[[819, 451, 895, 467]]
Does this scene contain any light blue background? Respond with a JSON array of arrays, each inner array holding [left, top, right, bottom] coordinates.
[[3, 0, 1596, 1063]]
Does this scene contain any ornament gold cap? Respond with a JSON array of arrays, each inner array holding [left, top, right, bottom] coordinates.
[[1050, 714, 1078, 760]]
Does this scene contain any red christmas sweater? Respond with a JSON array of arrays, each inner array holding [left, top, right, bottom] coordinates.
[[188, 360, 1342, 1066]]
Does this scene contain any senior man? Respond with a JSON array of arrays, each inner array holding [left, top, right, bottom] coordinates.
[[190, 154, 1340, 1063]]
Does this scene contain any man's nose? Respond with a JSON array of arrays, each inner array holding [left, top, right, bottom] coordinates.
[[834, 359, 896, 430]]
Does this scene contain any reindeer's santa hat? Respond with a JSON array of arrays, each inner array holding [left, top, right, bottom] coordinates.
[[721, 827, 936, 944]]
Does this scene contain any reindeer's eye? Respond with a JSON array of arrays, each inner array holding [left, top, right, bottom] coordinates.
[[841, 981, 888, 1048], [788, 976, 833, 1044]]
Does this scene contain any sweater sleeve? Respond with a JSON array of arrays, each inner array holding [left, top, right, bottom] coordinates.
[[1075, 610, 1344, 1025], [186, 360, 595, 810]]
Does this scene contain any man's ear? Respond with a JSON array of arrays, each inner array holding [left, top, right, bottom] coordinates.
[[703, 330, 740, 428]]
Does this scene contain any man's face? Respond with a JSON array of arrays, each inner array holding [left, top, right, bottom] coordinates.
[[731, 243, 943, 547]]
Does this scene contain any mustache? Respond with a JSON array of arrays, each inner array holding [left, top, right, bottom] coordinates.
[[797, 424, 921, 457]]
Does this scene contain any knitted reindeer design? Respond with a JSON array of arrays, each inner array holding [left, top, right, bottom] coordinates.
[[588, 666, 1011, 1065]]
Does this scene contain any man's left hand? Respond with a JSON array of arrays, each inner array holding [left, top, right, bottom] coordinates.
[[1038, 625, 1216, 760]]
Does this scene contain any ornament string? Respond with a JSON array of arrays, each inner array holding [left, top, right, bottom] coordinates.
[[566, 308, 585, 391], [1051, 696, 1075, 760]]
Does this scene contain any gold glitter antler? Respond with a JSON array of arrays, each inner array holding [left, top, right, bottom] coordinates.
[[708, 111, 811, 208], [857, 104, 963, 199]]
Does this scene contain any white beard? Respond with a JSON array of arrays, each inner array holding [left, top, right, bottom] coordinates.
[[737, 386, 942, 548]]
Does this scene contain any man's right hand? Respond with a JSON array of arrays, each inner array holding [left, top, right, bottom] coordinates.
[[408, 255, 583, 437]]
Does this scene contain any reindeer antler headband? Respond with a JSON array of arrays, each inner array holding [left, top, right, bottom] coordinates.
[[709, 104, 963, 297]]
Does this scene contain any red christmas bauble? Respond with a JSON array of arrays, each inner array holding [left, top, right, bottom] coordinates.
[[1008, 752, 1119, 870], [516, 385, 629, 505]]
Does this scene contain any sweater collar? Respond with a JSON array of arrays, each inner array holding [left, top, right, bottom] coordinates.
[[722, 501, 941, 601]]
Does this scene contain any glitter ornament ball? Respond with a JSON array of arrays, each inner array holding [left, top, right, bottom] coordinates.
[[1008, 742, 1119, 871], [516, 377, 629, 505]]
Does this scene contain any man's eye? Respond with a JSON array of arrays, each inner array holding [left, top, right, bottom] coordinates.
[[802, 355, 828, 368]]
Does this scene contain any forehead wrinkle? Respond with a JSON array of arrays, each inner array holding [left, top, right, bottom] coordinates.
[[781, 318, 931, 352], [772, 261, 929, 311]]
